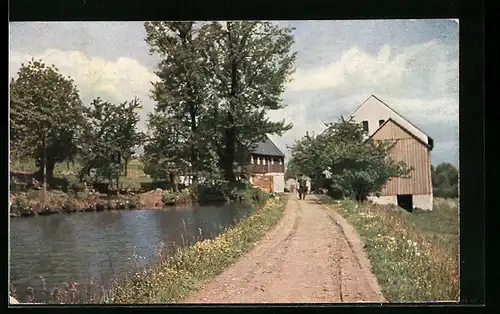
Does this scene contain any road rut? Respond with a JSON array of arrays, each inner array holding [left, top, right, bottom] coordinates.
[[182, 195, 385, 303]]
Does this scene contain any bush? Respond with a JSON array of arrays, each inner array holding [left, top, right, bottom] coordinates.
[[10, 193, 31, 216], [433, 186, 458, 199], [70, 181, 87, 193], [252, 188, 269, 208], [140, 181, 170, 192], [162, 189, 192, 204], [328, 183, 345, 200], [10, 176, 28, 193], [197, 184, 227, 204]]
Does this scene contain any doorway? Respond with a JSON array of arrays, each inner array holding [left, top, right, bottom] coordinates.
[[397, 194, 413, 212]]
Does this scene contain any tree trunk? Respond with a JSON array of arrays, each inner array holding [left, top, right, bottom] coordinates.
[[169, 172, 179, 193], [116, 171, 120, 194], [223, 21, 238, 186], [46, 159, 55, 184], [181, 26, 199, 196], [223, 127, 236, 184], [42, 133, 47, 201], [124, 158, 128, 177]]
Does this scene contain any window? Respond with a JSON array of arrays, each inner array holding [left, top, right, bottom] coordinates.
[[362, 121, 369, 132], [279, 158, 282, 165], [379, 119, 385, 126], [428, 137, 434, 149], [250, 156, 254, 164]]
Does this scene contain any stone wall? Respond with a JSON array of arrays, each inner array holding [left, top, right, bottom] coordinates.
[[252, 174, 274, 193]]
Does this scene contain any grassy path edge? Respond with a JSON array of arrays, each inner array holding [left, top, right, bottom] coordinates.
[[106, 195, 288, 304], [317, 195, 459, 302], [315, 195, 385, 302]]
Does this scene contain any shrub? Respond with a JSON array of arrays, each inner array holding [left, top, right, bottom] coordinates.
[[70, 181, 87, 193], [10, 176, 28, 193], [252, 188, 269, 207], [328, 183, 345, 200], [11, 193, 30, 215], [162, 189, 192, 205]]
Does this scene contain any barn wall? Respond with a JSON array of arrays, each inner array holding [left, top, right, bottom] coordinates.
[[413, 194, 433, 211], [351, 95, 429, 144], [371, 120, 432, 196], [367, 194, 433, 211], [367, 195, 397, 206]]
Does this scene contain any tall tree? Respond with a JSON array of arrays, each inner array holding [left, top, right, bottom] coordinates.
[[79, 97, 145, 191], [197, 21, 296, 185], [431, 162, 459, 198], [144, 21, 213, 193], [142, 112, 190, 192], [10, 59, 84, 197]]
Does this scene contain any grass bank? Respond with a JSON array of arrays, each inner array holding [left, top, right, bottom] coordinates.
[[323, 197, 459, 302], [96, 193, 286, 304]]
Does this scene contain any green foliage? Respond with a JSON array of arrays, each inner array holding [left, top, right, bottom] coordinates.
[[78, 97, 145, 189], [289, 117, 413, 201], [252, 187, 269, 208], [144, 21, 296, 189], [431, 163, 459, 198], [144, 22, 214, 187], [162, 189, 192, 204], [197, 21, 296, 182], [10, 59, 84, 183]]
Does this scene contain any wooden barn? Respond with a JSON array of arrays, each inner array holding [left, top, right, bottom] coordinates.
[[350, 95, 434, 211]]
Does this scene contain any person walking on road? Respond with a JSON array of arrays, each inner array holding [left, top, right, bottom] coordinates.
[[297, 175, 307, 200]]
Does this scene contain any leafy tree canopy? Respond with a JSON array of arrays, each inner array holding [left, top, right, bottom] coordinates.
[[10, 58, 84, 184], [288, 117, 413, 201]]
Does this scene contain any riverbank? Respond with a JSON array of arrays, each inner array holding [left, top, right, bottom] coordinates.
[[9, 188, 191, 218], [320, 197, 459, 302], [103, 193, 286, 304]]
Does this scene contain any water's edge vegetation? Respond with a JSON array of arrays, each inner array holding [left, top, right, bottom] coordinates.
[[321, 196, 459, 302], [10, 192, 287, 304]]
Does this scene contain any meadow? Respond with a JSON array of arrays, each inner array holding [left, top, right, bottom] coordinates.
[[324, 197, 459, 302]]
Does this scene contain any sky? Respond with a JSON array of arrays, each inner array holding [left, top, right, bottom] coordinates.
[[9, 20, 459, 166]]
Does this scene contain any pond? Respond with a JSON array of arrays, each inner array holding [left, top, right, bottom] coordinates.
[[9, 203, 253, 303]]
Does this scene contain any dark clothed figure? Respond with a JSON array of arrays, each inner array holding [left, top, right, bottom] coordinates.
[[298, 178, 307, 200]]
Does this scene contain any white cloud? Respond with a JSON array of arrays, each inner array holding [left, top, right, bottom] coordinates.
[[288, 40, 458, 99], [271, 39, 459, 165], [9, 49, 160, 132], [288, 44, 406, 92]]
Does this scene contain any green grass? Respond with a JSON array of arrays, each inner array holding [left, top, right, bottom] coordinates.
[[323, 197, 459, 302], [394, 198, 459, 256], [105, 195, 287, 304], [10, 158, 153, 187]]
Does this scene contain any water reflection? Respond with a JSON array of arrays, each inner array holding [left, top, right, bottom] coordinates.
[[9, 203, 251, 302]]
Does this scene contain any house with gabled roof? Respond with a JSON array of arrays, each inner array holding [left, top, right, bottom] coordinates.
[[350, 95, 434, 211], [247, 135, 286, 193]]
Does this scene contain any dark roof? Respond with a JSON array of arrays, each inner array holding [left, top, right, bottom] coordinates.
[[250, 135, 285, 157]]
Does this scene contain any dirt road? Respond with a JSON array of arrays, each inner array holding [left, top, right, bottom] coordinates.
[[182, 194, 385, 303]]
